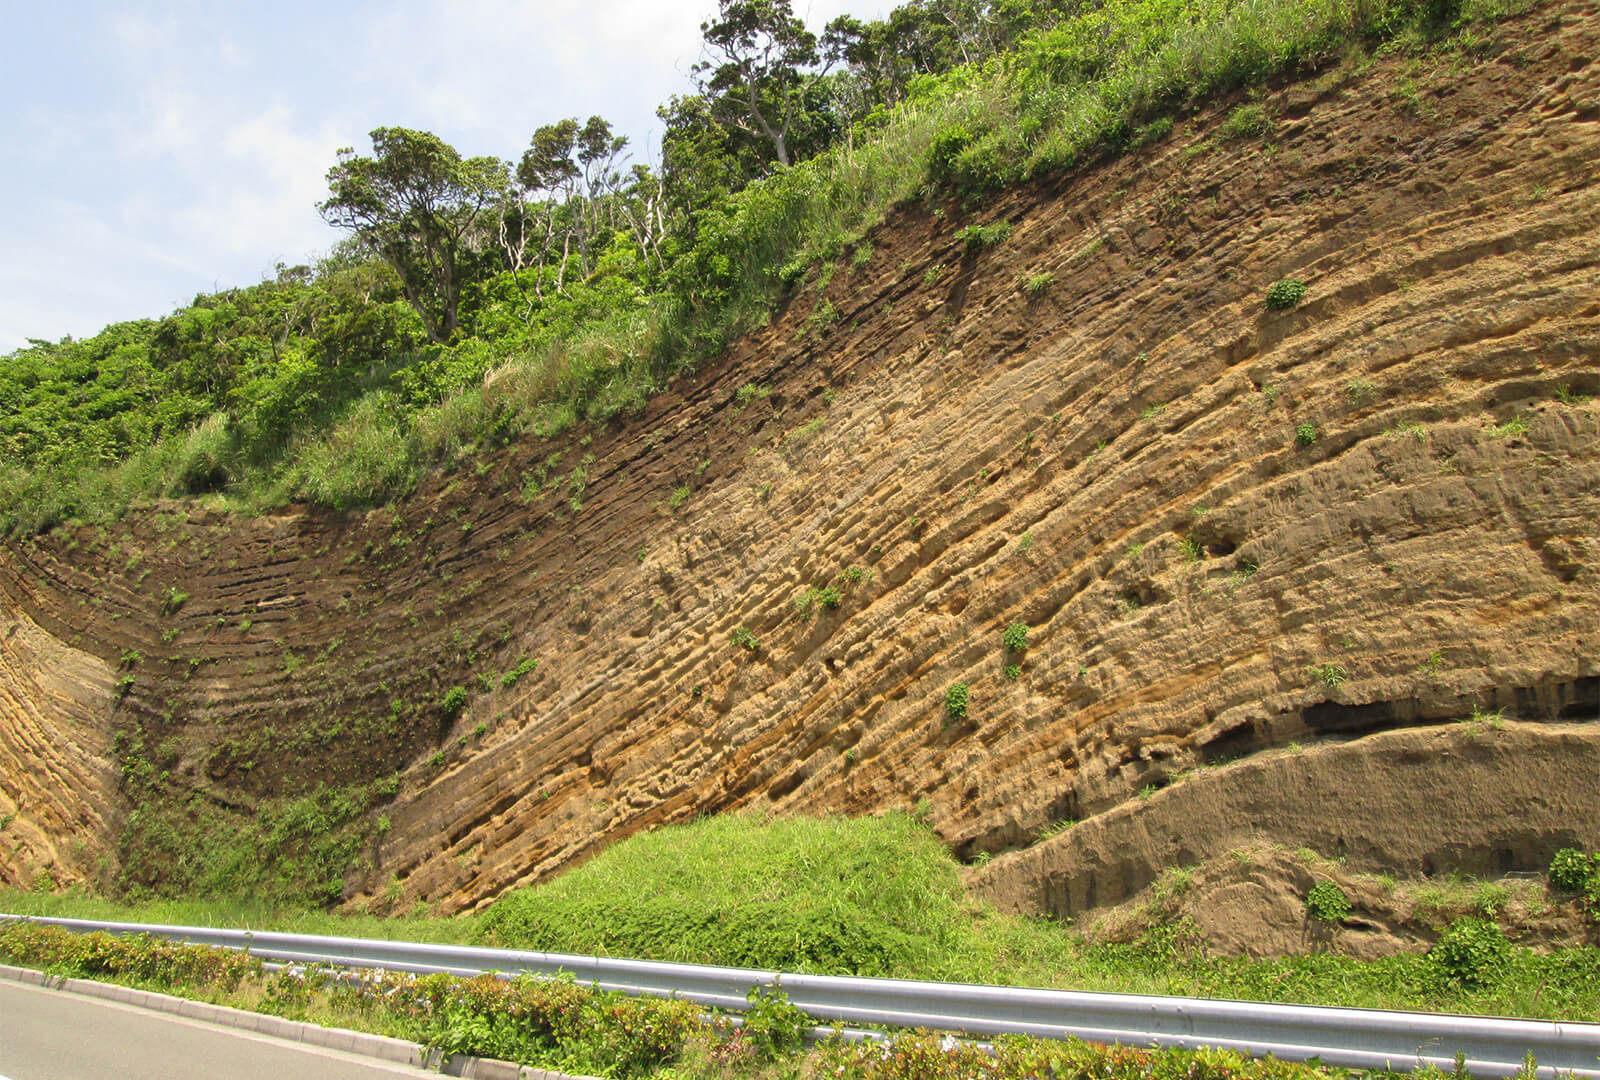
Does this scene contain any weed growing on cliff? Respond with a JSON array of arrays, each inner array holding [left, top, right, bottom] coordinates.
[[1484, 412, 1531, 440], [921, 263, 946, 287], [1306, 881, 1352, 923], [731, 626, 759, 652], [1307, 663, 1347, 690], [1021, 271, 1055, 296], [1295, 422, 1318, 447], [500, 657, 537, 688], [1266, 279, 1308, 310], [160, 587, 188, 614], [792, 584, 843, 618], [1220, 102, 1273, 139], [1346, 378, 1376, 404], [439, 686, 469, 721], [944, 682, 970, 723], [1002, 621, 1029, 652], [1003, 664, 1022, 680], [1420, 650, 1445, 676], [1178, 536, 1203, 563], [956, 220, 1012, 251]]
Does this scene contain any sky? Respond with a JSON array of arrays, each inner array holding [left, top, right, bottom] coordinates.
[[0, 0, 889, 354]]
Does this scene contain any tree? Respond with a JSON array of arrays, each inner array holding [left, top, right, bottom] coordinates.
[[693, 0, 827, 169], [319, 128, 507, 344], [505, 116, 630, 301]]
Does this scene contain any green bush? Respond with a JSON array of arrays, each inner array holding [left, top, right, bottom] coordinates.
[[1430, 917, 1509, 989], [1002, 621, 1030, 652], [1295, 422, 1318, 447], [1306, 881, 1352, 923], [731, 626, 759, 651], [945, 682, 970, 723], [440, 685, 469, 720], [1548, 849, 1599, 893], [740, 986, 808, 1061], [1266, 279, 1308, 310]]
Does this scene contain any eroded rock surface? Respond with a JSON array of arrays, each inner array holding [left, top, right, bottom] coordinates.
[[2, 2, 1597, 917]]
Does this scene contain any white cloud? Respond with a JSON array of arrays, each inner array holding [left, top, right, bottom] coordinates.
[[0, 0, 892, 350]]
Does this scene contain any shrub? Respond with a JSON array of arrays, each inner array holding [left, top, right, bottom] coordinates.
[[1306, 881, 1352, 923], [1002, 621, 1030, 652], [741, 986, 808, 1061], [1549, 849, 1599, 893], [1266, 279, 1308, 310], [944, 682, 970, 723], [731, 626, 759, 651], [1430, 917, 1509, 989], [440, 685, 469, 720], [1295, 422, 1318, 447]]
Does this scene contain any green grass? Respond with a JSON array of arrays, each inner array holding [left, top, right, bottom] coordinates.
[[1, 0, 1520, 531], [5, 810, 1598, 1021], [477, 812, 973, 977]]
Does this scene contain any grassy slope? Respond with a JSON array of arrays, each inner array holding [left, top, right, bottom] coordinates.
[[1, 0, 1526, 533], [6, 814, 1597, 1020]]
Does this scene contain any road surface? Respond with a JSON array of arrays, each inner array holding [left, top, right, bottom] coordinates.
[[0, 979, 441, 1080]]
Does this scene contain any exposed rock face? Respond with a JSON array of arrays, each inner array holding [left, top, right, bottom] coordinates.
[[1, 2, 1597, 917]]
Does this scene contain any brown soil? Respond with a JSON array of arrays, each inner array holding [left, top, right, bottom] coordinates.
[[2, 0, 1597, 936]]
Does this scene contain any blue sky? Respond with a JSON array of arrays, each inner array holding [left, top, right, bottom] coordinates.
[[1, 1, 887, 353]]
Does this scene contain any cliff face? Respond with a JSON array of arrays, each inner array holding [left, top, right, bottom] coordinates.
[[2, 2, 1597, 917]]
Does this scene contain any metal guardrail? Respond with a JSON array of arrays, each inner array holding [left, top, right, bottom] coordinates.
[[4, 914, 1597, 1078]]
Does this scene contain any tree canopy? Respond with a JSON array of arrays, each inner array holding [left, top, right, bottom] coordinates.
[[320, 127, 508, 344]]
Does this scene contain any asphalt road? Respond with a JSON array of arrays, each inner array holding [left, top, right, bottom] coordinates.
[[0, 980, 441, 1080]]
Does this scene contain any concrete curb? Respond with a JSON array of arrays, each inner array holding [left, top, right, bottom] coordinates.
[[0, 962, 598, 1079]]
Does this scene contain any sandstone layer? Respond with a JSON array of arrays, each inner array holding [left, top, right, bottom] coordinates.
[[1, 2, 1597, 919]]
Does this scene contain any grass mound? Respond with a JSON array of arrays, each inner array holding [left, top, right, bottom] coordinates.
[[476, 812, 975, 976]]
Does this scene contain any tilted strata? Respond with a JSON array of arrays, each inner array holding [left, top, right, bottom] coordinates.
[[1, 2, 1597, 918]]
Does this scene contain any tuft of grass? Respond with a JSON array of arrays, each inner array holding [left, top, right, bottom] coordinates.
[[1220, 102, 1273, 139], [1484, 412, 1532, 440], [1307, 662, 1347, 689], [955, 220, 1013, 251]]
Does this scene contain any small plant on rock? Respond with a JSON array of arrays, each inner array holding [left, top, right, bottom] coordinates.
[[1307, 662, 1347, 689], [944, 682, 969, 723], [1295, 422, 1318, 447], [731, 626, 759, 652], [1266, 278, 1307, 309], [1306, 880, 1352, 923], [440, 685, 469, 721], [1002, 621, 1029, 652]]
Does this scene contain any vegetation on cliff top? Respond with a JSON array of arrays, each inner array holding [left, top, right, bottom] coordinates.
[[0, 0, 1516, 533]]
